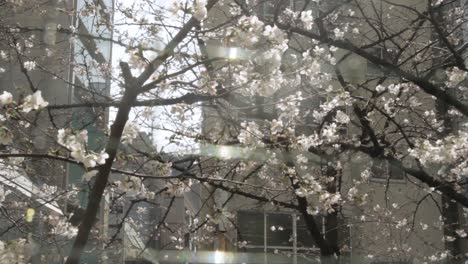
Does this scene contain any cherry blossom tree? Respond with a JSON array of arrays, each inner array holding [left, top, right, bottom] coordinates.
[[1, 0, 468, 263]]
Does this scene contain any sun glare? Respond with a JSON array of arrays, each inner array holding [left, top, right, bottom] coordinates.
[[214, 250, 225, 264]]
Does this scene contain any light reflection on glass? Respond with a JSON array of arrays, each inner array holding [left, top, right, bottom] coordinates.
[[217, 145, 232, 159], [214, 250, 225, 264], [227, 47, 239, 60]]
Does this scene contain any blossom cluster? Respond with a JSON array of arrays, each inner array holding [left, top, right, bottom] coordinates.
[[57, 128, 109, 169], [0, 90, 49, 112], [409, 131, 468, 185], [0, 91, 49, 145], [238, 121, 264, 147], [409, 131, 468, 166], [121, 122, 139, 144], [0, 239, 28, 264], [192, 0, 207, 21], [168, 0, 207, 21], [0, 185, 11, 206], [446, 67, 467, 88], [165, 178, 192, 197], [312, 91, 352, 123], [113, 176, 155, 199], [50, 217, 78, 239], [225, 15, 291, 97]]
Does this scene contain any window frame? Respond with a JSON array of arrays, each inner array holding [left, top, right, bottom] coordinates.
[[370, 159, 406, 183], [366, 46, 399, 78], [236, 210, 321, 253]]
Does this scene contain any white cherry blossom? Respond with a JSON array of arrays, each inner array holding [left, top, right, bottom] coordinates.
[[83, 170, 98, 181], [335, 110, 350, 124], [446, 67, 467, 87], [21, 91, 49, 112], [51, 218, 78, 239], [121, 122, 139, 144], [165, 179, 192, 196], [387, 84, 401, 95], [263, 25, 286, 44], [375, 84, 386, 93], [455, 229, 467, 238], [23, 61, 36, 71], [57, 128, 108, 168], [238, 121, 264, 147], [300, 10, 313, 30], [0, 185, 11, 206], [333, 28, 345, 39], [0, 91, 13, 106], [193, 0, 207, 21], [270, 119, 283, 135]]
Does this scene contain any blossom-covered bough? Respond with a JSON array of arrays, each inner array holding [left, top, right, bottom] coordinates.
[[1, 0, 468, 263]]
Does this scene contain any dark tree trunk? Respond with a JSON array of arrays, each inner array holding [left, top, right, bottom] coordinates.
[[442, 196, 463, 262], [323, 165, 341, 264], [436, 95, 463, 262]]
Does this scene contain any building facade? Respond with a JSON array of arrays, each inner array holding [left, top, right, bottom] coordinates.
[[198, 0, 468, 263], [0, 0, 114, 262]]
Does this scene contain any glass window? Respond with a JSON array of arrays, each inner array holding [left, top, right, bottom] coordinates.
[[366, 47, 384, 77], [237, 210, 265, 246], [371, 159, 405, 181], [261, 1, 276, 19], [371, 159, 387, 179], [258, 0, 303, 19], [76, 0, 113, 62], [267, 213, 293, 247], [388, 161, 405, 180], [90, 81, 109, 97], [366, 47, 398, 78], [371, 261, 411, 264], [74, 38, 108, 85], [292, 0, 310, 11], [266, 248, 295, 264], [237, 211, 324, 252], [101, 0, 113, 9]]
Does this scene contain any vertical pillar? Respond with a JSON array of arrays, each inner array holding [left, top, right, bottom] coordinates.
[[293, 213, 297, 264], [264, 213, 267, 264]]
